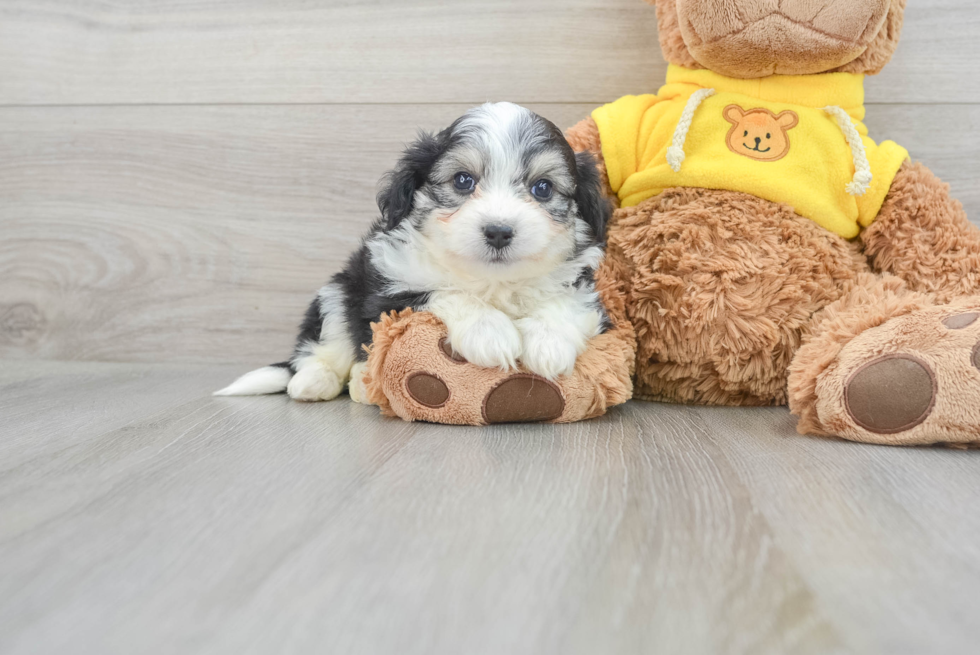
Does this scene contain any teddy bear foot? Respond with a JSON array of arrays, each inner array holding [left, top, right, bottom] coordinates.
[[359, 310, 634, 425], [811, 306, 980, 446]]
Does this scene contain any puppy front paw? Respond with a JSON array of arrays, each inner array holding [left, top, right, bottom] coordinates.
[[287, 364, 344, 401], [518, 324, 582, 380], [447, 312, 522, 370]]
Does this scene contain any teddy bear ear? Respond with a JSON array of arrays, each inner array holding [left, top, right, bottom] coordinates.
[[649, 0, 702, 70], [723, 105, 745, 125], [833, 0, 906, 75]]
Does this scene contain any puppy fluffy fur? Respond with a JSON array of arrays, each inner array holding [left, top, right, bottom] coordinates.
[[216, 102, 611, 401]]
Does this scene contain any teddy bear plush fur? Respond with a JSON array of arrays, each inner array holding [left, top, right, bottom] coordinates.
[[364, 0, 980, 445]]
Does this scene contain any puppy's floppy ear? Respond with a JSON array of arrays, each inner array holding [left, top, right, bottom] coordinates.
[[377, 128, 448, 231], [573, 150, 611, 242]]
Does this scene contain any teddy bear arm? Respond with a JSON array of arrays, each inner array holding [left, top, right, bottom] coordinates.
[[565, 116, 636, 332], [361, 309, 634, 425], [565, 117, 615, 203], [861, 160, 980, 304]]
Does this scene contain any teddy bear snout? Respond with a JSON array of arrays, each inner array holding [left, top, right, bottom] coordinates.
[[674, 0, 892, 78]]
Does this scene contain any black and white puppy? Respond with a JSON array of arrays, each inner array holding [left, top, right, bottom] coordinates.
[[215, 102, 611, 402]]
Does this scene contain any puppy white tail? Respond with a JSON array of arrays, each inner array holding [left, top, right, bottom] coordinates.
[[213, 365, 292, 396]]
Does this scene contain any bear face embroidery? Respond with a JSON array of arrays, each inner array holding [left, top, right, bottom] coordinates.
[[723, 106, 799, 162]]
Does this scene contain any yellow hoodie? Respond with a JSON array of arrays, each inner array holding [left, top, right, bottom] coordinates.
[[592, 66, 910, 239]]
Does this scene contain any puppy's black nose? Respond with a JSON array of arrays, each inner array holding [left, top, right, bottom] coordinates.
[[483, 224, 514, 250]]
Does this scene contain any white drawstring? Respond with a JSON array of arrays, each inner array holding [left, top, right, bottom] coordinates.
[[667, 88, 716, 172], [823, 105, 872, 196]]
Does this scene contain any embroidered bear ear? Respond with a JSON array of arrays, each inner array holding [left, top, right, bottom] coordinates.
[[775, 110, 799, 130], [723, 105, 745, 125]]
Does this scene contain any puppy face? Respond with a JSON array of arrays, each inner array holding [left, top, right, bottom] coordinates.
[[425, 104, 579, 274], [377, 103, 608, 282]]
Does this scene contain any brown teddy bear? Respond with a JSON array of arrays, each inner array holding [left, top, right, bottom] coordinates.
[[363, 0, 980, 446]]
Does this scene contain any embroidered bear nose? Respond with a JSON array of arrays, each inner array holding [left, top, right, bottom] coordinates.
[[754, 136, 762, 147], [483, 224, 514, 250]]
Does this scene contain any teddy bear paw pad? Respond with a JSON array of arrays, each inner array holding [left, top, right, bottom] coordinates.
[[482, 375, 565, 424], [405, 372, 450, 408], [942, 312, 979, 330], [439, 337, 468, 363], [844, 355, 936, 434]]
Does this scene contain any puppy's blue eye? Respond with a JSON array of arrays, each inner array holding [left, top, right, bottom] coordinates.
[[453, 172, 475, 192], [530, 179, 553, 201]]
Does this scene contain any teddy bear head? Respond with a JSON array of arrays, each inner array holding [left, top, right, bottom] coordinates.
[[646, 0, 906, 78]]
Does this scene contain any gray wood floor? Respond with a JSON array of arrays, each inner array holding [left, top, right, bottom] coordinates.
[[4, 0, 980, 653], [2, 362, 980, 654]]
